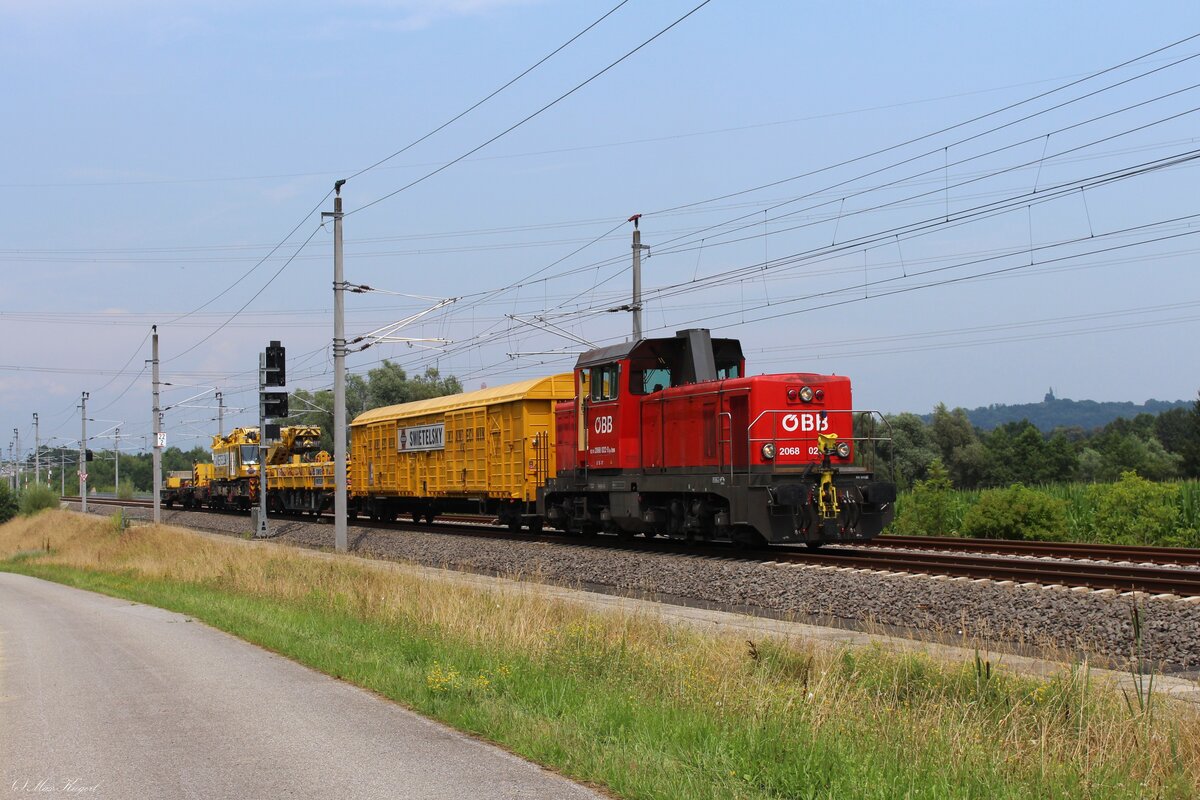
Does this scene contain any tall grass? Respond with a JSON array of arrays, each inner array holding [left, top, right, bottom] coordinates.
[[3, 511, 1199, 799]]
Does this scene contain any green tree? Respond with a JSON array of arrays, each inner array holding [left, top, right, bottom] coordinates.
[[1043, 431, 1079, 483], [980, 421, 1033, 486], [1183, 391, 1200, 478], [366, 362, 461, 408], [1154, 406, 1193, 454], [881, 413, 937, 490], [0, 481, 17, 523], [1090, 427, 1181, 481], [163, 446, 209, 472], [890, 459, 959, 536], [949, 440, 991, 489], [929, 404, 986, 488]]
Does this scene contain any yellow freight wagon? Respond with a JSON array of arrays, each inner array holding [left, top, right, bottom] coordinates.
[[349, 374, 574, 528]]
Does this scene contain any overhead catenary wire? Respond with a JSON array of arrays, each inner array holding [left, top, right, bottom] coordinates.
[[166, 189, 335, 326], [634, 145, 1200, 307], [166, 224, 325, 363], [347, 0, 717, 217], [637, 61, 1200, 265], [344, 0, 634, 182]]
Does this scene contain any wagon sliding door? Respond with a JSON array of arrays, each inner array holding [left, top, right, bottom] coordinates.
[[446, 408, 487, 494]]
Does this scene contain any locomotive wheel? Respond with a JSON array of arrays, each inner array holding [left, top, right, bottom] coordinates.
[[805, 541, 824, 550], [423, 512, 437, 524], [507, 517, 521, 532], [411, 511, 421, 524], [527, 518, 544, 534]]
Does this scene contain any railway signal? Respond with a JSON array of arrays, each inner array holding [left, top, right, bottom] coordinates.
[[261, 391, 289, 419], [263, 340, 286, 387], [256, 340, 288, 538]]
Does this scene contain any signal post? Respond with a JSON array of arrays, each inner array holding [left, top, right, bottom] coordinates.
[[256, 341, 287, 537]]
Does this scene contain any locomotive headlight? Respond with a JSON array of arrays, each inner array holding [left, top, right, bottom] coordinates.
[[798, 386, 815, 403], [835, 441, 851, 459], [761, 442, 776, 460]]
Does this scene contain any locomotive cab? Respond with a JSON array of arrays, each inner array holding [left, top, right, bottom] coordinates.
[[566, 329, 744, 471], [541, 328, 895, 546]]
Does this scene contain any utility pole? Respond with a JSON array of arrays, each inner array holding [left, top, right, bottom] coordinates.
[[628, 213, 648, 342], [12, 428, 18, 491], [60, 449, 65, 498], [80, 392, 89, 513], [216, 390, 224, 437], [33, 413, 39, 486], [114, 427, 120, 493], [152, 325, 162, 524], [323, 179, 348, 553]]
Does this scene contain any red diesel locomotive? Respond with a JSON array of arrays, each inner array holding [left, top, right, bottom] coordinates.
[[539, 328, 895, 546]]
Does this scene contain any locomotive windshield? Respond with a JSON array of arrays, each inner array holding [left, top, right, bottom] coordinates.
[[639, 368, 671, 394], [239, 445, 259, 465], [627, 333, 744, 394]]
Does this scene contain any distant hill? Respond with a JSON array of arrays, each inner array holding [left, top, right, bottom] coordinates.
[[927, 390, 1194, 433]]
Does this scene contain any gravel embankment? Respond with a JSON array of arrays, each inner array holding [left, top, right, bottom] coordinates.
[[72, 503, 1200, 671]]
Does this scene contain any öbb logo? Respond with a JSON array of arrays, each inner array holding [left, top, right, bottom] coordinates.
[[781, 413, 828, 433]]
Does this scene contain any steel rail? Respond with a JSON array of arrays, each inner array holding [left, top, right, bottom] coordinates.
[[869, 534, 1200, 566]]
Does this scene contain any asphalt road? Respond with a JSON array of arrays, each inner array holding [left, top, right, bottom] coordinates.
[[0, 573, 604, 799]]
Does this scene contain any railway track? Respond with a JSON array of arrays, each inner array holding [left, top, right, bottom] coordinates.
[[869, 534, 1200, 566], [63, 496, 1200, 596]]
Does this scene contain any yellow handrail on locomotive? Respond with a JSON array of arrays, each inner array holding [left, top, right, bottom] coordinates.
[[816, 432, 841, 519]]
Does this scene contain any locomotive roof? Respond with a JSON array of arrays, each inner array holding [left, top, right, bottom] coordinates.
[[351, 372, 575, 426], [576, 329, 743, 369]]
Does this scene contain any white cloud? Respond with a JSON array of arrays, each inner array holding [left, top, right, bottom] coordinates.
[[328, 0, 544, 31]]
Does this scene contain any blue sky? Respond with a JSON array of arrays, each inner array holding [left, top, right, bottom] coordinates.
[[3, 0, 1199, 456]]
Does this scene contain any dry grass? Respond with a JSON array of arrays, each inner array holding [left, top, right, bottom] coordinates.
[[5, 510, 1200, 798]]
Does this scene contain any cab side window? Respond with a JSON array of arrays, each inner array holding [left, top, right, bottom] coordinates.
[[590, 363, 620, 402]]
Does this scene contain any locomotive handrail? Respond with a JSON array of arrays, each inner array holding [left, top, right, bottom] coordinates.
[[744, 408, 895, 479], [716, 411, 734, 484]]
